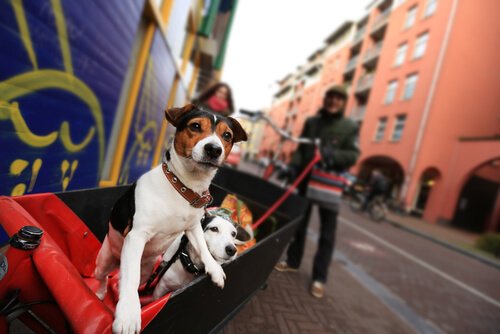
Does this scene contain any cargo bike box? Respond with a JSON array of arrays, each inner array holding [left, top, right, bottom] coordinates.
[[0, 167, 307, 333]]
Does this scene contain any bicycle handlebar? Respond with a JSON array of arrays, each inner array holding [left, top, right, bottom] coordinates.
[[239, 109, 262, 117], [239, 109, 318, 146]]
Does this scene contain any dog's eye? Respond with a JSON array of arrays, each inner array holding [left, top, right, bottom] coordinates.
[[222, 131, 232, 142], [189, 122, 202, 132], [210, 227, 219, 233], [231, 231, 236, 238]]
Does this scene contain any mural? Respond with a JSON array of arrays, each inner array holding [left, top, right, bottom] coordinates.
[[0, 0, 142, 195], [118, 31, 176, 185]]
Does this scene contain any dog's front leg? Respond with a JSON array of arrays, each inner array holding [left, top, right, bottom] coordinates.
[[186, 224, 226, 288], [113, 230, 147, 334]]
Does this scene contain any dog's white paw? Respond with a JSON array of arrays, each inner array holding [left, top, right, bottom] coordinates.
[[112, 297, 141, 334], [205, 260, 226, 289]]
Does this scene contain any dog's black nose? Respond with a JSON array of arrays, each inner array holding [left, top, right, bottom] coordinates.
[[225, 245, 236, 256], [204, 143, 222, 159]]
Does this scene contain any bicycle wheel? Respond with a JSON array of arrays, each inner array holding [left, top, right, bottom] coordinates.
[[369, 204, 386, 222], [349, 194, 364, 212]]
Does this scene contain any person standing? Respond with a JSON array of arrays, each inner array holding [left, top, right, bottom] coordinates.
[[275, 85, 360, 298], [193, 82, 235, 116]]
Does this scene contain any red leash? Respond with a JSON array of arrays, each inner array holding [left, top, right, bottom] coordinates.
[[252, 149, 321, 230]]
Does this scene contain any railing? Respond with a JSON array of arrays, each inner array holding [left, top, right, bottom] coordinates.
[[363, 42, 383, 64], [344, 55, 359, 74], [352, 27, 366, 46], [355, 74, 374, 93], [350, 105, 367, 119], [371, 8, 391, 33]]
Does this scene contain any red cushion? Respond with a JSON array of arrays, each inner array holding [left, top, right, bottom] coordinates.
[[1, 194, 172, 333]]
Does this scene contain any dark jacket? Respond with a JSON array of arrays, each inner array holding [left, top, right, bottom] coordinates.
[[291, 108, 360, 173]]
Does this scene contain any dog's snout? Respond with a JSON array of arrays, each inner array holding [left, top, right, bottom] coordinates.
[[204, 143, 222, 159], [225, 245, 236, 256]]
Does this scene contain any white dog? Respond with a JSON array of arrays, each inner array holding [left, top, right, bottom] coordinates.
[[151, 214, 251, 300], [93, 104, 247, 334]]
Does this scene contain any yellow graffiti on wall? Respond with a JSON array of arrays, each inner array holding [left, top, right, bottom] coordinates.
[[61, 159, 78, 191], [118, 57, 160, 185], [9, 159, 42, 196], [1, 0, 105, 195]]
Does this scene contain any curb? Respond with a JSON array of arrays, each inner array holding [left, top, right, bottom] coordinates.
[[385, 218, 500, 271]]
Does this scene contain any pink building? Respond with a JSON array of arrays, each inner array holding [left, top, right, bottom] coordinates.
[[262, 23, 356, 162], [259, 0, 500, 232]]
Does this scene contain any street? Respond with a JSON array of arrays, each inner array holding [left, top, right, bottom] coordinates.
[[223, 162, 500, 334], [334, 206, 500, 334]]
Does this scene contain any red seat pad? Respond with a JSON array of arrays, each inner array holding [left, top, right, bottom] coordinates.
[[0, 198, 68, 333], [14, 193, 102, 277], [0, 196, 113, 333], [2, 194, 172, 333]]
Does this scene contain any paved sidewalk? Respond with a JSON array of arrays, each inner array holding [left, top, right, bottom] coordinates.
[[385, 211, 477, 247], [382, 208, 500, 269], [222, 229, 415, 334]]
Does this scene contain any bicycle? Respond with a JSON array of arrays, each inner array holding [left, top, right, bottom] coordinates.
[[348, 190, 388, 222]]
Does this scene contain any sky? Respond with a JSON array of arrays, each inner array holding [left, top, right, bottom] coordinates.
[[222, 1, 368, 113]]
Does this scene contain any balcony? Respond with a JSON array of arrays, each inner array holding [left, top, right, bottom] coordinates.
[[343, 55, 359, 77], [370, 8, 391, 38], [288, 107, 299, 116], [355, 74, 374, 96], [362, 42, 383, 69], [351, 27, 366, 51], [350, 105, 367, 121], [274, 85, 292, 99]]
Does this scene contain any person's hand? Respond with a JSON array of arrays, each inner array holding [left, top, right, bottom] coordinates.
[[320, 145, 335, 169], [277, 165, 298, 182]]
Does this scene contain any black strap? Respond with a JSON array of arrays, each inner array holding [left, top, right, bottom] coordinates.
[[144, 237, 188, 293], [144, 211, 210, 293], [178, 240, 204, 276]]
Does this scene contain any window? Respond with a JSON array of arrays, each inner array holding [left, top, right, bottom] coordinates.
[[375, 117, 388, 142], [402, 74, 418, 100], [394, 43, 408, 67], [424, 0, 438, 17], [392, 115, 407, 141], [384, 80, 398, 104], [404, 6, 418, 29], [413, 32, 429, 59]]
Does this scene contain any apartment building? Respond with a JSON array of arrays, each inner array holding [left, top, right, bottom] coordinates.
[[259, 0, 500, 232], [261, 22, 356, 162]]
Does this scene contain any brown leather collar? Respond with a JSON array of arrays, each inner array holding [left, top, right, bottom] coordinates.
[[162, 162, 213, 208]]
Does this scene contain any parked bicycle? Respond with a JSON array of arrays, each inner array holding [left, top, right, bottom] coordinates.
[[348, 189, 388, 222]]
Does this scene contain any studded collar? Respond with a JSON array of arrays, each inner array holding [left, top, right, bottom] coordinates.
[[161, 162, 213, 209]]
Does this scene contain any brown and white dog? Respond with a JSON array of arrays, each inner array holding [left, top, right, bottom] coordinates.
[[94, 104, 247, 334]]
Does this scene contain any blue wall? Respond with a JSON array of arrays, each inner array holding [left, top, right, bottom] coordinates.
[[0, 0, 143, 195], [118, 31, 177, 185]]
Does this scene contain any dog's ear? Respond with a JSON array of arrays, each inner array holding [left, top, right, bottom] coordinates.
[[201, 214, 216, 231], [228, 117, 248, 143], [165, 104, 196, 127], [234, 224, 252, 242]]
